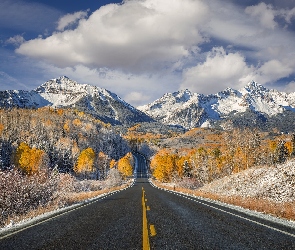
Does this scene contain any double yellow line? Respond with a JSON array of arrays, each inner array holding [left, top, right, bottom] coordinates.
[[142, 187, 156, 250]]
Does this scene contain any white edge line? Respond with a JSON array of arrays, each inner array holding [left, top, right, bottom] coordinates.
[[148, 180, 295, 238], [0, 179, 136, 241]]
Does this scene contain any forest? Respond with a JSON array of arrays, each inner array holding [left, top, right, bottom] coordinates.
[[128, 125, 295, 185], [1, 107, 295, 227], [0, 108, 134, 227]]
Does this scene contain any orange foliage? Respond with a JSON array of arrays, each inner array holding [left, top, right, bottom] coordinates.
[[117, 153, 133, 178], [109, 159, 117, 169], [72, 118, 82, 127], [0, 123, 4, 134], [15, 142, 46, 175], [74, 148, 95, 175], [56, 109, 64, 116]]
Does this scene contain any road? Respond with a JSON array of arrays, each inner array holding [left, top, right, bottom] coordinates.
[[1, 152, 295, 249]]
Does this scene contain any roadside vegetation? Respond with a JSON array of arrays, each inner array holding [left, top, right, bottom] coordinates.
[[0, 108, 135, 228], [140, 127, 295, 221]]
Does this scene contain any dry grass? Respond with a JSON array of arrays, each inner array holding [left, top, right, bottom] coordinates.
[[63, 184, 130, 205], [153, 180, 295, 221], [2, 181, 131, 228]]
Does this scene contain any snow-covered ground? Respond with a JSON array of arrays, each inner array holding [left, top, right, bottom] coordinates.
[[199, 160, 295, 203]]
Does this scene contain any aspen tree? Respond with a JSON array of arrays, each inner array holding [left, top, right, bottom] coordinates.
[[74, 148, 95, 177], [117, 154, 133, 178]]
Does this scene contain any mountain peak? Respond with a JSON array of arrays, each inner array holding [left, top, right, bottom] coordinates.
[[243, 80, 267, 93], [0, 76, 152, 125]]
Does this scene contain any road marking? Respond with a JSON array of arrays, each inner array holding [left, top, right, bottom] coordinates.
[[150, 224, 157, 237], [142, 187, 150, 250], [0, 184, 135, 241], [149, 182, 295, 239], [188, 196, 295, 238]]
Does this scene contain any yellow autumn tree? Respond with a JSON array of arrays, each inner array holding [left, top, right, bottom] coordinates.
[[117, 153, 133, 179], [109, 159, 117, 169], [15, 142, 46, 175], [285, 141, 292, 156], [74, 148, 95, 176], [0, 123, 4, 135], [151, 149, 176, 182]]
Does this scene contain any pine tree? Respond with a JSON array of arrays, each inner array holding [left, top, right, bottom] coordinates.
[[275, 140, 289, 164]]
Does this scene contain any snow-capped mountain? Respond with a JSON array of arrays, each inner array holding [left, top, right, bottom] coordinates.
[[138, 81, 295, 129], [0, 76, 152, 125]]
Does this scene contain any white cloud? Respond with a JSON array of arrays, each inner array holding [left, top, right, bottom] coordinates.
[[245, 3, 277, 29], [255, 60, 293, 82], [281, 7, 295, 23], [6, 0, 295, 101], [181, 47, 254, 94], [16, 0, 209, 74], [5, 35, 25, 46], [283, 81, 295, 93], [124, 92, 151, 107], [38, 63, 180, 106], [181, 46, 294, 94], [57, 10, 89, 31]]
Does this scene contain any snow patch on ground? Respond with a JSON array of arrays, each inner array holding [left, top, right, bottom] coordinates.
[[149, 179, 295, 229], [0, 180, 135, 237], [199, 161, 295, 203]]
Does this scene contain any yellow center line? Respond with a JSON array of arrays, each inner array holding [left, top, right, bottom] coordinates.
[[142, 187, 150, 250], [142, 187, 157, 249], [150, 225, 157, 237]]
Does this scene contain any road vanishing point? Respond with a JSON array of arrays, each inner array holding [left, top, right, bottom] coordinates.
[[1, 152, 295, 249]]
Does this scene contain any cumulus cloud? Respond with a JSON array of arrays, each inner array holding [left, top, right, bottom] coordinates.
[[181, 46, 294, 94], [281, 7, 295, 23], [57, 10, 89, 31], [255, 60, 293, 82], [124, 92, 151, 107], [5, 35, 25, 46], [181, 47, 254, 94], [8, 0, 295, 101], [245, 3, 277, 29], [283, 81, 295, 93], [16, 0, 209, 74], [38, 63, 179, 106]]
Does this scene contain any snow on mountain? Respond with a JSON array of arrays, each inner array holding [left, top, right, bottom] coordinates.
[[0, 76, 152, 125], [138, 81, 295, 129]]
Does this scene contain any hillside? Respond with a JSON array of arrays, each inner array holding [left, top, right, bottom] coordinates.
[[0, 108, 130, 172], [199, 161, 295, 203]]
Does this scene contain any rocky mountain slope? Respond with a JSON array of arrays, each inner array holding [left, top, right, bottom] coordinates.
[[0, 76, 152, 125], [138, 81, 295, 130], [2, 78, 295, 131]]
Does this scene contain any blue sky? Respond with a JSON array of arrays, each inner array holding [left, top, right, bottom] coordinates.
[[1, 0, 295, 106]]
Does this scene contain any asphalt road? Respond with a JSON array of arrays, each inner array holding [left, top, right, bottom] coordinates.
[[1, 153, 295, 249]]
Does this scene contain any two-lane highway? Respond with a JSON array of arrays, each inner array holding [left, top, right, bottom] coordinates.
[[1, 153, 295, 249]]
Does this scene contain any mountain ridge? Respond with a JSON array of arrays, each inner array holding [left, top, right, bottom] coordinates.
[[1, 77, 295, 131], [0, 76, 152, 125], [138, 81, 295, 130]]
